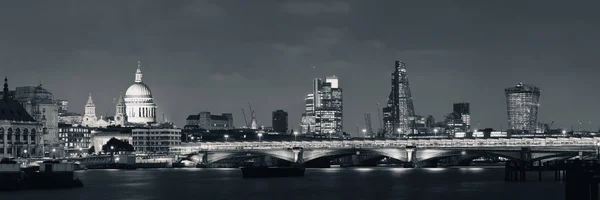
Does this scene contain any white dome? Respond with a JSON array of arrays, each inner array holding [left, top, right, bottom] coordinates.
[[125, 83, 152, 98]]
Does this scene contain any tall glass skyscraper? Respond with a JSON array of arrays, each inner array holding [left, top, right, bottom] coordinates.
[[383, 61, 416, 137], [301, 76, 343, 138], [505, 82, 540, 134]]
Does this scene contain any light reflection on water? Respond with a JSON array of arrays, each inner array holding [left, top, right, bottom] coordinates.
[[0, 167, 563, 200]]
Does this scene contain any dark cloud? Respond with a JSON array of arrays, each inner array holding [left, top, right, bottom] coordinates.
[[1, 0, 600, 134], [282, 1, 351, 16]]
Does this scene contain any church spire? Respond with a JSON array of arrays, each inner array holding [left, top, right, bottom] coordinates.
[[135, 61, 143, 83], [3, 77, 9, 100]]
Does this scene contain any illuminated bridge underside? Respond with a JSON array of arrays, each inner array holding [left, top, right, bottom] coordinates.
[[174, 137, 599, 165]]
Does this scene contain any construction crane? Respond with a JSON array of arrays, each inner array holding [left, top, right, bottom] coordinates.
[[364, 113, 374, 138], [248, 102, 258, 129], [241, 108, 249, 128]]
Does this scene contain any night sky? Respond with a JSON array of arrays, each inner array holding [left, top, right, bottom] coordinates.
[[1, 0, 599, 135]]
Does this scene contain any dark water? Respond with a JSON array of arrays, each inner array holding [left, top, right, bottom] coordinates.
[[1, 167, 563, 200]]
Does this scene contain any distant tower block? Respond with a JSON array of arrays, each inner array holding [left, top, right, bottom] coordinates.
[[505, 82, 541, 134]]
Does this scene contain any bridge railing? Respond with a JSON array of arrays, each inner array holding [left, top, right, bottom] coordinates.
[[169, 137, 600, 152]]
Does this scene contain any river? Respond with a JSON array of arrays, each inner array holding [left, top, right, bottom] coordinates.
[[0, 167, 563, 200]]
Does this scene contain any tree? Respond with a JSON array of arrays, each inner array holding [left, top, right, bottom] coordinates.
[[88, 146, 95, 154], [101, 137, 134, 152]]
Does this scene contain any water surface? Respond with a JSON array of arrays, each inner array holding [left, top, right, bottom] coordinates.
[[0, 167, 563, 200]]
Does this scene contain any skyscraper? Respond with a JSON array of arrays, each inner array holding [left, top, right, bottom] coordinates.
[[301, 76, 343, 138], [272, 110, 288, 134], [453, 102, 471, 130], [505, 82, 540, 134], [383, 61, 416, 137]]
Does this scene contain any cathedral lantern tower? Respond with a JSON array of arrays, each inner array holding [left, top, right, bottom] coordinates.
[[82, 93, 97, 127], [124, 61, 157, 125]]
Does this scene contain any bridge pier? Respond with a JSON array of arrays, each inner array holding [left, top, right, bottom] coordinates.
[[292, 148, 303, 164]]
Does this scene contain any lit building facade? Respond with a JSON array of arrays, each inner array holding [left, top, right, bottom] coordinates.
[[58, 113, 83, 125], [56, 100, 68, 115], [272, 110, 288, 134], [453, 102, 471, 131], [0, 78, 44, 157], [505, 82, 540, 134], [81, 62, 157, 128], [300, 76, 343, 138], [186, 112, 233, 130], [132, 128, 181, 154], [1, 84, 61, 153], [81, 93, 111, 128], [383, 61, 416, 137], [124, 62, 157, 125], [58, 123, 91, 157]]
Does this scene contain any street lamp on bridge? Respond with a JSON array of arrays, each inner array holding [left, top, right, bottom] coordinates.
[[293, 131, 298, 141], [258, 133, 263, 142], [224, 134, 229, 142], [362, 129, 367, 140], [23, 149, 28, 158]]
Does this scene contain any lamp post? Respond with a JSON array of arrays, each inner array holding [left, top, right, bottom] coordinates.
[[293, 131, 298, 142], [258, 133, 263, 142], [23, 149, 28, 158], [52, 148, 56, 159], [434, 128, 438, 136], [224, 134, 229, 142], [362, 129, 367, 140]]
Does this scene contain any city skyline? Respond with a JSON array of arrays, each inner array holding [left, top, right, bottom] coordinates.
[[2, 1, 600, 134]]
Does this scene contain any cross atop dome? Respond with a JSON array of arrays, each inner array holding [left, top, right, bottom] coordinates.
[[135, 61, 143, 83]]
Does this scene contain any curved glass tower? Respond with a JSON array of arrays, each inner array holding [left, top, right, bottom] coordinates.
[[505, 82, 540, 134]]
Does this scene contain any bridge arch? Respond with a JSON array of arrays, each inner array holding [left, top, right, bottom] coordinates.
[[416, 149, 524, 164], [179, 149, 297, 164], [302, 148, 409, 164]]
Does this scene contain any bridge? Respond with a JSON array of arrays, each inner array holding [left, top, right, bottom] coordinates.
[[171, 137, 600, 167]]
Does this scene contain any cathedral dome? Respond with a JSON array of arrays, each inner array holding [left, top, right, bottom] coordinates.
[[125, 83, 152, 98]]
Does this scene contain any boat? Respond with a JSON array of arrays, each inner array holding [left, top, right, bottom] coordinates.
[[0, 158, 83, 191], [241, 166, 306, 178]]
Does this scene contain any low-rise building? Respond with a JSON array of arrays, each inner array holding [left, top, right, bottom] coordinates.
[[186, 112, 233, 130], [132, 127, 181, 154], [0, 78, 44, 158], [58, 123, 91, 157]]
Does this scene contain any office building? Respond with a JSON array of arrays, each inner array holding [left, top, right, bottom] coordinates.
[[132, 128, 181, 154], [186, 112, 234, 130], [453, 102, 471, 131], [383, 61, 416, 137], [272, 110, 288, 134], [505, 82, 541, 134], [58, 123, 91, 157], [300, 76, 343, 138]]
